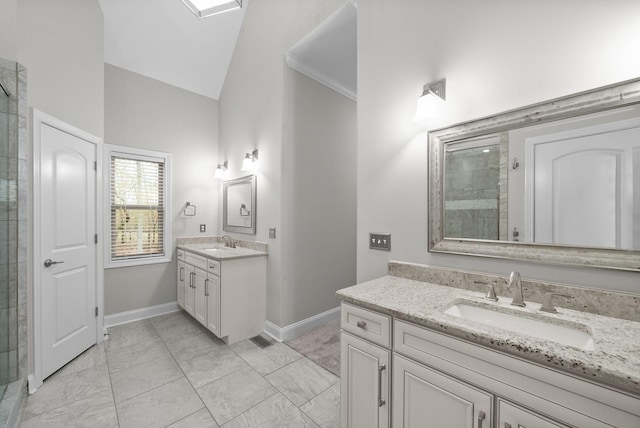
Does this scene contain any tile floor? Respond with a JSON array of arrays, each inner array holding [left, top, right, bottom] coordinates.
[[19, 311, 340, 427]]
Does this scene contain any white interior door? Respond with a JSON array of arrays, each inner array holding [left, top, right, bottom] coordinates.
[[528, 119, 640, 250], [35, 115, 100, 382]]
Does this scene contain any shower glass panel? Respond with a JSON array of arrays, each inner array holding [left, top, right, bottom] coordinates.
[[0, 57, 27, 428]]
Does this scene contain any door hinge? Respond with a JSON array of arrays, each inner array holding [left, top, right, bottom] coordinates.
[[95, 306, 98, 317], [95, 234, 98, 244]]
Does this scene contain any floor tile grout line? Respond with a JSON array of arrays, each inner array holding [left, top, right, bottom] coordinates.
[[103, 337, 122, 428], [21, 361, 113, 422], [150, 315, 217, 427]]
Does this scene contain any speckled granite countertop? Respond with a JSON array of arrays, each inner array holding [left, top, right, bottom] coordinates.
[[337, 276, 640, 395], [177, 243, 267, 261]]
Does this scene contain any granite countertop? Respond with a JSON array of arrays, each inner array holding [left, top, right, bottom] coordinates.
[[177, 243, 267, 261], [337, 276, 640, 395]]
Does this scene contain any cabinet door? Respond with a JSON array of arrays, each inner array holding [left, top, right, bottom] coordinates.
[[393, 354, 492, 428], [498, 399, 571, 428], [341, 332, 390, 428], [193, 267, 208, 326], [205, 274, 220, 336], [177, 260, 186, 309], [184, 265, 195, 316]]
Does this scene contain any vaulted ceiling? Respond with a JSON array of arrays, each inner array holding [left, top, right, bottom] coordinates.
[[99, 0, 356, 101], [99, 0, 248, 100]]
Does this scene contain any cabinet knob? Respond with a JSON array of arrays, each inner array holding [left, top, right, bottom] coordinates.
[[356, 321, 367, 329]]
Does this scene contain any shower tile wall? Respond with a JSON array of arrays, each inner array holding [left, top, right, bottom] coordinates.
[[0, 58, 27, 389], [445, 146, 500, 240]]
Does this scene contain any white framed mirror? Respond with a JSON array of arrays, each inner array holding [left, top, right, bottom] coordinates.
[[428, 78, 640, 271], [223, 174, 257, 235]]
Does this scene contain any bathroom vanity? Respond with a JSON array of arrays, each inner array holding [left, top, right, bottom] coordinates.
[[337, 264, 640, 428], [176, 238, 267, 344]]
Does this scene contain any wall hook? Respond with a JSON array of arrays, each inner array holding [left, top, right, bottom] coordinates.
[[512, 157, 520, 170]]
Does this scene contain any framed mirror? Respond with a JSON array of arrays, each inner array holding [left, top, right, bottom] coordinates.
[[428, 78, 640, 271], [223, 175, 257, 235]]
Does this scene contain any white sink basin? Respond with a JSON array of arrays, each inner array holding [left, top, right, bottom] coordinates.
[[444, 301, 595, 351]]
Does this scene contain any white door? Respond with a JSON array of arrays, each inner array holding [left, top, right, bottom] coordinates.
[[528, 119, 640, 249], [38, 120, 98, 380]]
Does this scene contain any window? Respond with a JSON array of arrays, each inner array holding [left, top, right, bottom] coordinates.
[[105, 145, 171, 268]]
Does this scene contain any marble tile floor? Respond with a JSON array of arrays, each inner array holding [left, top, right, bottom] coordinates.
[[19, 311, 340, 428]]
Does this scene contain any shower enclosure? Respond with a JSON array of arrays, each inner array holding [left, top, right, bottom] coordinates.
[[0, 57, 27, 428]]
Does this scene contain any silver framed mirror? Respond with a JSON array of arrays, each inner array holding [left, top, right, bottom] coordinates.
[[428, 78, 640, 271], [223, 174, 257, 235]]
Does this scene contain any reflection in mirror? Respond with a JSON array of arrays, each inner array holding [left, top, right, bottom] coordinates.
[[223, 175, 256, 235], [444, 135, 508, 241], [429, 78, 640, 271]]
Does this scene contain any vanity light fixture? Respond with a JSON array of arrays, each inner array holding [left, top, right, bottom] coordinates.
[[413, 78, 446, 124], [241, 149, 258, 172], [181, 0, 241, 19], [214, 160, 228, 179]]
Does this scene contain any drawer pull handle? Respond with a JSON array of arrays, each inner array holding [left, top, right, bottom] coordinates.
[[504, 424, 511, 428], [205, 279, 209, 296], [478, 411, 486, 428], [189, 272, 195, 288], [180, 267, 184, 281], [356, 321, 367, 329], [378, 363, 386, 407]]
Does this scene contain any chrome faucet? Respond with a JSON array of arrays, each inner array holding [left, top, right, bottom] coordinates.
[[220, 235, 236, 248], [508, 271, 526, 307]]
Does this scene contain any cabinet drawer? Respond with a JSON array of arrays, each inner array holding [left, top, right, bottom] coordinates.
[[177, 249, 185, 260], [207, 259, 220, 276], [184, 251, 208, 270], [341, 303, 391, 348]]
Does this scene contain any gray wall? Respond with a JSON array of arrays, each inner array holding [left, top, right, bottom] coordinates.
[[219, 0, 356, 328], [281, 68, 357, 325], [17, 0, 104, 138], [357, 0, 640, 293], [104, 64, 219, 315]]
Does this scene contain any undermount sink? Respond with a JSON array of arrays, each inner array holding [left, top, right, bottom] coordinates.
[[444, 300, 595, 351]]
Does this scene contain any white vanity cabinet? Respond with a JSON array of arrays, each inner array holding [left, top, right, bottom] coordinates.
[[177, 250, 186, 308], [177, 248, 266, 344], [497, 399, 570, 428], [340, 302, 640, 428], [340, 303, 391, 428], [393, 354, 492, 428]]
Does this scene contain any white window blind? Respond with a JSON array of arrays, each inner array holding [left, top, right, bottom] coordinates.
[[109, 152, 166, 262]]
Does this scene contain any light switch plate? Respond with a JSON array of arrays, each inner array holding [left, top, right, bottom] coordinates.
[[269, 228, 276, 239], [369, 233, 391, 251]]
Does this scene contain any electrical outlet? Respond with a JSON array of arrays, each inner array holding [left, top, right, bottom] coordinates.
[[369, 233, 391, 251], [200, 224, 206, 233], [269, 228, 276, 239]]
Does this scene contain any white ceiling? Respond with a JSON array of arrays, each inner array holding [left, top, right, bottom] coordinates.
[[99, 0, 356, 101], [99, 0, 248, 100], [286, 2, 357, 100]]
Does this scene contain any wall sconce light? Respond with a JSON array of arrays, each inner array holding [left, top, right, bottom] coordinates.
[[241, 149, 258, 172], [413, 78, 446, 123], [214, 160, 228, 179], [181, 0, 242, 19]]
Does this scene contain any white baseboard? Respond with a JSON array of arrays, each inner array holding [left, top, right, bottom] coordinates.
[[104, 302, 181, 329], [264, 306, 340, 343]]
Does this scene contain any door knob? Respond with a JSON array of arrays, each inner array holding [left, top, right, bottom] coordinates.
[[44, 259, 64, 268]]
